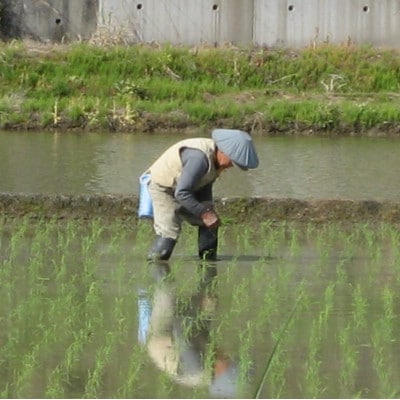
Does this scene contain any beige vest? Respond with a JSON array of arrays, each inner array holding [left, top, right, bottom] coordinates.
[[147, 138, 218, 189]]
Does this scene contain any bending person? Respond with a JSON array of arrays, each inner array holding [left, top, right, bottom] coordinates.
[[141, 129, 259, 261]]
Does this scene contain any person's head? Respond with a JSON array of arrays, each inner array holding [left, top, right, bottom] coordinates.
[[215, 147, 233, 173], [209, 350, 239, 398], [212, 129, 259, 172]]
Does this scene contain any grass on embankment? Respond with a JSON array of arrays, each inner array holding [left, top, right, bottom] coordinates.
[[1, 40, 400, 135]]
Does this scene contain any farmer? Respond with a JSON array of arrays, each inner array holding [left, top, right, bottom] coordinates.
[[142, 129, 259, 261]]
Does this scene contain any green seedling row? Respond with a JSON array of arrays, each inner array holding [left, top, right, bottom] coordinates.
[[0, 217, 399, 398]]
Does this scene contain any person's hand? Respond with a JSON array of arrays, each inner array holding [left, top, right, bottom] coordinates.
[[201, 208, 220, 229]]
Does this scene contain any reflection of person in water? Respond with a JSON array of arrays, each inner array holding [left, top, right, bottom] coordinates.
[[138, 262, 239, 398]]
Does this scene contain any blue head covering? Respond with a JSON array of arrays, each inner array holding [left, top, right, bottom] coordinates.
[[212, 129, 259, 170]]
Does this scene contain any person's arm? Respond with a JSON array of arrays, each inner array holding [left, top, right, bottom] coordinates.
[[174, 148, 210, 217]]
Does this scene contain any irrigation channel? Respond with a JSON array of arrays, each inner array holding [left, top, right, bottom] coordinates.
[[1, 130, 400, 398], [2, 130, 400, 200]]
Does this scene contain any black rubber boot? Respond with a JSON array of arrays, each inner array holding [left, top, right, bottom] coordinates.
[[147, 235, 176, 261], [198, 226, 218, 261]]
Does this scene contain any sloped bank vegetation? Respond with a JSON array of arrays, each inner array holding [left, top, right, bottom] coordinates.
[[1, 40, 400, 136]]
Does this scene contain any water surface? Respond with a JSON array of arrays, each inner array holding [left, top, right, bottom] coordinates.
[[1, 219, 399, 398], [1, 131, 399, 200]]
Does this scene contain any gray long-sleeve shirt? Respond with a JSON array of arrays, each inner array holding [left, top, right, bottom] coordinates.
[[174, 148, 214, 217]]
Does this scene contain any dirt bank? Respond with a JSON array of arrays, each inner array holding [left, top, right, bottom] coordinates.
[[1, 193, 400, 225], [10, 114, 400, 138]]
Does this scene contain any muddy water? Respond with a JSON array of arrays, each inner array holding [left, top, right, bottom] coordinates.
[[1, 130, 400, 200]]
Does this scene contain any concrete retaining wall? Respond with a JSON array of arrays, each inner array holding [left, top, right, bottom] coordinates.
[[2, 0, 400, 48], [1, 0, 98, 42], [98, 0, 253, 45], [253, 0, 400, 48]]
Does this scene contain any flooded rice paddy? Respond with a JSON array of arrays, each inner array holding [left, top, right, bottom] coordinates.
[[1, 217, 400, 398]]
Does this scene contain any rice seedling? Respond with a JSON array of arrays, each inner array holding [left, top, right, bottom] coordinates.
[[335, 257, 349, 287], [261, 343, 288, 399], [84, 332, 116, 398], [371, 286, 399, 398], [303, 319, 326, 398], [318, 282, 335, 329], [117, 342, 144, 395], [352, 284, 368, 329], [338, 324, 359, 395], [237, 321, 254, 393]]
